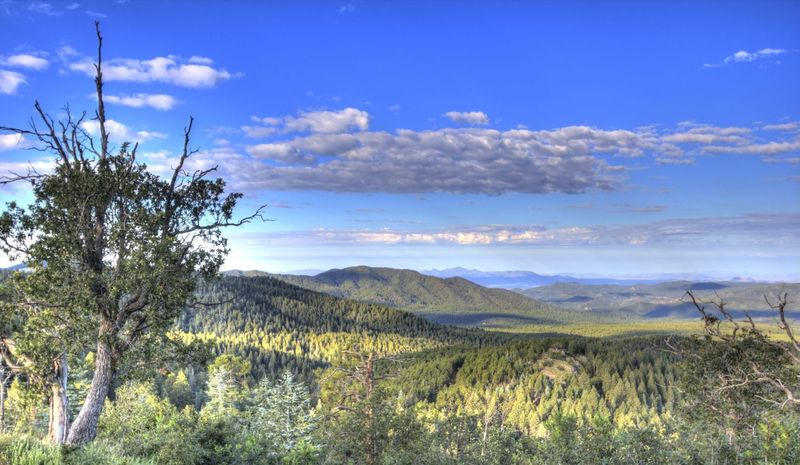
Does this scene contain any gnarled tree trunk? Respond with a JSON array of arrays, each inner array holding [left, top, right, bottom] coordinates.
[[67, 328, 115, 446], [47, 352, 69, 444]]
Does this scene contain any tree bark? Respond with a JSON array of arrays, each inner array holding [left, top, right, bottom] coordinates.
[[66, 330, 115, 445], [0, 375, 7, 433], [47, 352, 69, 444]]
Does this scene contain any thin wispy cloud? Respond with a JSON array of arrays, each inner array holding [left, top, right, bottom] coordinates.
[[703, 48, 788, 68], [27, 2, 61, 16], [253, 214, 800, 249], [339, 4, 355, 15], [762, 122, 799, 132], [0, 0, 15, 16]]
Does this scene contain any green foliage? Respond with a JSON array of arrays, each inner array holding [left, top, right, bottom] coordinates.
[[96, 383, 201, 465], [0, 435, 60, 465], [246, 371, 316, 458], [0, 434, 155, 465], [180, 276, 499, 384], [268, 266, 572, 325]]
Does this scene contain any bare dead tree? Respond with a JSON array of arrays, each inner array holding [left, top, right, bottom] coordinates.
[[0, 22, 267, 446], [684, 290, 799, 409]]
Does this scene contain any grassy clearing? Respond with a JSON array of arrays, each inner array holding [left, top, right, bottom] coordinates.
[[487, 318, 796, 340], [486, 319, 703, 338]]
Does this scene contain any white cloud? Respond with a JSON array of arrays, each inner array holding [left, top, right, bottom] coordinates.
[[245, 108, 370, 136], [188, 56, 214, 65], [223, 117, 799, 194], [103, 93, 178, 111], [0, 133, 24, 151], [445, 111, 490, 125], [0, 157, 56, 179], [0, 70, 26, 94], [232, 126, 640, 194], [704, 48, 788, 68], [2, 54, 48, 70], [339, 4, 355, 14], [81, 119, 167, 143], [762, 122, 798, 132], [703, 140, 800, 155], [66, 3, 80, 9], [56, 45, 79, 61], [258, 214, 800, 249], [285, 108, 370, 133], [241, 125, 278, 138], [656, 157, 695, 165], [662, 125, 750, 144], [69, 55, 236, 88]]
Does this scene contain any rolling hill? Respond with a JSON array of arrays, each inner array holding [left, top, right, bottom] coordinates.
[[247, 266, 606, 326], [181, 275, 500, 382], [520, 280, 800, 319]]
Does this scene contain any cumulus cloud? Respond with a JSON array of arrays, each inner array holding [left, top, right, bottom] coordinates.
[[2, 53, 49, 70], [81, 119, 167, 142], [704, 48, 788, 68], [0, 157, 57, 182], [0, 70, 25, 94], [103, 93, 178, 111], [284, 108, 370, 133], [69, 55, 237, 88], [226, 114, 799, 194], [245, 108, 371, 136], [445, 111, 490, 125], [232, 126, 649, 194], [0, 133, 25, 151]]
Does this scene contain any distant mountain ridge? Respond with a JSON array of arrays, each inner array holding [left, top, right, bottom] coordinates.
[[422, 267, 763, 288], [238, 266, 595, 327], [520, 280, 800, 319]]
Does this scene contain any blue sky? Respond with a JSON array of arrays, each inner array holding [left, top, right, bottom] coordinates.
[[1, 0, 799, 279]]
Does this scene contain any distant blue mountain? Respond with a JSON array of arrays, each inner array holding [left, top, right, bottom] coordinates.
[[421, 267, 747, 289]]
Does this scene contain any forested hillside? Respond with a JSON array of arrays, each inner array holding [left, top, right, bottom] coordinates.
[[178, 276, 499, 382], [3, 273, 799, 464], [521, 281, 800, 318], [259, 266, 608, 326]]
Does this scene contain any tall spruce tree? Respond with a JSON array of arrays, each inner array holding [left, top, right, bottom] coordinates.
[[0, 22, 263, 445]]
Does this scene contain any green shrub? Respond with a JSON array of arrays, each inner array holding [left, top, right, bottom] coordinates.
[[97, 383, 202, 465], [0, 435, 60, 465]]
